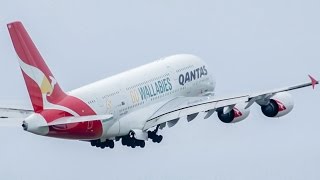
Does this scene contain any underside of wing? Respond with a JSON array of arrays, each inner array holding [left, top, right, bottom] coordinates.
[[143, 95, 249, 130], [144, 75, 318, 131]]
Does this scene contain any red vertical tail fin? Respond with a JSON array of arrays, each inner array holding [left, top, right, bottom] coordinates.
[[7, 21, 66, 113]]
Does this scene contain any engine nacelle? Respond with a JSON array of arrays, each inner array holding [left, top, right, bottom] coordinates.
[[260, 92, 294, 118], [217, 103, 250, 123]]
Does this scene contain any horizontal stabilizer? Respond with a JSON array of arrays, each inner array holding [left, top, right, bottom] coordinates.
[[0, 118, 25, 127], [0, 107, 32, 127], [0, 107, 33, 118], [46, 114, 113, 126]]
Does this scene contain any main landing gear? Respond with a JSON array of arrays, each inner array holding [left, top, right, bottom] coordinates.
[[90, 125, 164, 149], [91, 139, 114, 149], [121, 133, 145, 148], [147, 125, 163, 143], [121, 125, 163, 148]]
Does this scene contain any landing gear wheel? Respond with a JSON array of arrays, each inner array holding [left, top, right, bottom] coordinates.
[[156, 135, 163, 143], [90, 139, 115, 149], [91, 140, 97, 146], [122, 137, 128, 146], [100, 144, 106, 149], [139, 140, 145, 148], [121, 134, 147, 148], [131, 138, 136, 148], [152, 138, 157, 143], [108, 140, 115, 149], [148, 125, 163, 144], [96, 139, 102, 147]]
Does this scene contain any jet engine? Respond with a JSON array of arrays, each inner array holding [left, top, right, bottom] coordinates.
[[260, 92, 294, 118], [217, 103, 250, 123]]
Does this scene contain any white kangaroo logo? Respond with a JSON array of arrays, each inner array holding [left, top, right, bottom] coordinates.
[[47, 76, 57, 96]]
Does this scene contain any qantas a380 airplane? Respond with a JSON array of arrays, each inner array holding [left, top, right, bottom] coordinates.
[[1, 21, 318, 149]]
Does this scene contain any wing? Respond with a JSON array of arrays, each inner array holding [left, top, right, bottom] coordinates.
[[0, 107, 33, 127], [143, 75, 318, 130]]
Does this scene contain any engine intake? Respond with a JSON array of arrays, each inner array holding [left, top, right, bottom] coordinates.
[[260, 92, 294, 118], [217, 103, 250, 123]]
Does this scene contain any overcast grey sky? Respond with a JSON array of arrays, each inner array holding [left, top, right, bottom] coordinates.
[[0, 0, 320, 179]]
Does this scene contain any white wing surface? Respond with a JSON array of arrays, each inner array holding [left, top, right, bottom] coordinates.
[[0, 107, 33, 127], [144, 75, 318, 130]]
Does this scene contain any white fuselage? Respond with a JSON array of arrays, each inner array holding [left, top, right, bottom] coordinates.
[[69, 54, 215, 139]]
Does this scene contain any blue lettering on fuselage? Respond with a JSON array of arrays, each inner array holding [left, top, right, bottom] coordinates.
[[178, 65, 208, 85], [138, 77, 172, 100]]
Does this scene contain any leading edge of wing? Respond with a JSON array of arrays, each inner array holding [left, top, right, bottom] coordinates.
[[250, 75, 318, 97], [143, 75, 318, 130], [246, 75, 318, 108]]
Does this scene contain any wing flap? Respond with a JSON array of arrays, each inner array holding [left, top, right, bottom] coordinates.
[[143, 95, 248, 130], [144, 75, 318, 130]]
